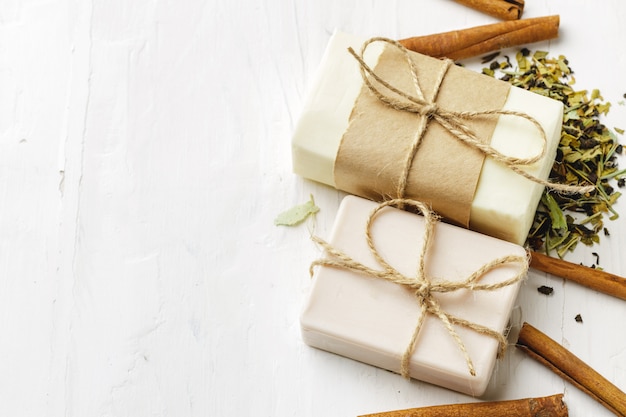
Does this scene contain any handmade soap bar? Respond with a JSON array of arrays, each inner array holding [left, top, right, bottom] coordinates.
[[300, 195, 526, 396], [292, 31, 564, 245]]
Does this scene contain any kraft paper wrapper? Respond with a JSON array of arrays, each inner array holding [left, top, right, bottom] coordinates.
[[334, 45, 510, 227]]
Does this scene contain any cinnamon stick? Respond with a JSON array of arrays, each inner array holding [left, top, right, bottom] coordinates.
[[358, 394, 568, 417], [530, 251, 626, 301], [453, 0, 524, 21], [517, 322, 626, 416], [398, 15, 559, 61]]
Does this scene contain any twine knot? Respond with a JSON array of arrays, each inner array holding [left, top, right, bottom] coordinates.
[[420, 103, 438, 118], [413, 281, 431, 299], [310, 198, 528, 379], [347, 37, 595, 197]]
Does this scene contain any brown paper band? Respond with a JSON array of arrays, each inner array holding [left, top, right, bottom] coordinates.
[[334, 40, 510, 227]]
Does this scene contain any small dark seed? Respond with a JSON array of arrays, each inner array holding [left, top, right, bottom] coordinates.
[[537, 285, 554, 295], [575, 314, 583, 323]]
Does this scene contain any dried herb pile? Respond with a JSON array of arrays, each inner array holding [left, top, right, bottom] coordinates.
[[482, 49, 624, 258]]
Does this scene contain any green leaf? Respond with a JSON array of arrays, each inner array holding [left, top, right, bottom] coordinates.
[[543, 193, 568, 231], [274, 195, 320, 226]]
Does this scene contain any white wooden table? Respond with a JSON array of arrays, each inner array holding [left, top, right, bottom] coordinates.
[[1, 1, 625, 416]]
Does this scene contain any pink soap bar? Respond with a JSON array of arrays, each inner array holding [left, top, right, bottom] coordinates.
[[300, 195, 526, 396]]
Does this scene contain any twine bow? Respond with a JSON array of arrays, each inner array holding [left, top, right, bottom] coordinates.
[[347, 37, 595, 198], [310, 199, 528, 378]]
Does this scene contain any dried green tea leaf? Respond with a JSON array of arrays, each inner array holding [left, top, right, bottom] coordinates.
[[565, 109, 580, 121], [590, 89, 601, 101], [543, 193, 567, 231], [274, 195, 320, 226]]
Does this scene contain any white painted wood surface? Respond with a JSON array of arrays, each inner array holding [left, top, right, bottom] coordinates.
[[1, 1, 625, 416]]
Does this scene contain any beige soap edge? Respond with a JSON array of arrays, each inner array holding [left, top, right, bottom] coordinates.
[[291, 31, 563, 245], [292, 31, 385, 186]]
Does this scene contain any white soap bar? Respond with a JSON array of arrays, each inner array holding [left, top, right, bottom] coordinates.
[[301, 195, 526, 396], [292, 31, 563, 245]]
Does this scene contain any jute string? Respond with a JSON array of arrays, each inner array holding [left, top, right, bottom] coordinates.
[[348, 37, 595, 198], [310, 199, 529, 378]]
